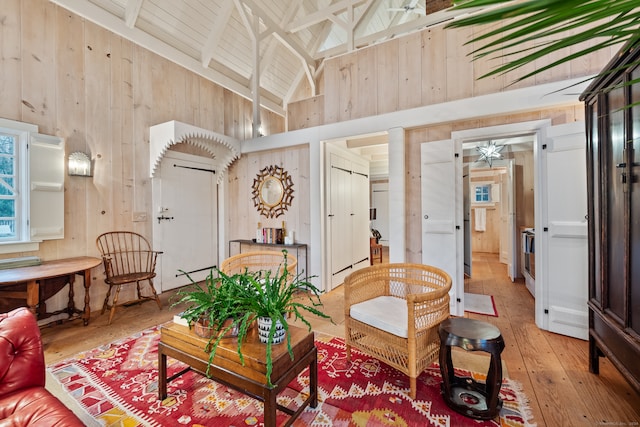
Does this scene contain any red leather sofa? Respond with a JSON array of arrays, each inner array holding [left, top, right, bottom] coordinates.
[[0, 307, 84, 426]]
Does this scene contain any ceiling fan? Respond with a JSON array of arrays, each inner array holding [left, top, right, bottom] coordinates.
[[387, 0, 426, 15]]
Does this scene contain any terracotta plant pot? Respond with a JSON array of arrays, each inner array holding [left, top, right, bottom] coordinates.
[[194, 317, 238, 339]]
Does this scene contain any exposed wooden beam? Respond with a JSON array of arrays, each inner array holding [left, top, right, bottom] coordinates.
[[315, 11, 457, 59], [286, 0, 367, 33], [124, 0, 144, 28], [201, 1, 235, 67], [241, 0, 315, 67]]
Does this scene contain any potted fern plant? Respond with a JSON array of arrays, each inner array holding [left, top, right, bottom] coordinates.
[[173, 250, 330, 386], [233, 250, 331, 385], [171, 268, 247, 339]]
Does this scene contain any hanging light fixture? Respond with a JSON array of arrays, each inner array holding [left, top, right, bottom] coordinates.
[[476, 141, 504, 167]]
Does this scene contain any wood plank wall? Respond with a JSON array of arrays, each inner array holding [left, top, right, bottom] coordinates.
[[287, 19, 613, 131], [285, 18, 604, 263], [0, 0, 284, 313], [225, 145, 310, 260]]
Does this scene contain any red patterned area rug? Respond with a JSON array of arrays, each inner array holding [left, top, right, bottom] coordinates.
[[47, 327, 535, 426]]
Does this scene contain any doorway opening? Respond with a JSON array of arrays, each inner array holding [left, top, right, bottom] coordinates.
[[462, 136, 535, 287]]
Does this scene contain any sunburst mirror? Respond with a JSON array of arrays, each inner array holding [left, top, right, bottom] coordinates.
[[252, 165, 294, 218]]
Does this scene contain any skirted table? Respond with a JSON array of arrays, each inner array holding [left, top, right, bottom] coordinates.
[[438, 317, 505, 420]]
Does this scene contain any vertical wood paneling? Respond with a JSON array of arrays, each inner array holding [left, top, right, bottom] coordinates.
[[118, 39, 135, 233], [376, 39, 398, 115], [0, 0, 22, 121], [471, 23, 505, 96], [85, 23, 113, 240], [421, 27, 446, 105], [287, 18, 612, 132], [338, 54, 357, 122], [21, 0, 56, 133], [323, 56, 340, 124], [445, 24, 474, 101], [398, 31, 422, 110], [225, 145, 310, 258], [355, 46, 377, 119], [110, 34, 126, 232], [56, 8, 87, 257]]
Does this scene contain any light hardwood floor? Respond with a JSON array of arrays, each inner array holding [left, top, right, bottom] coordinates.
[[41, 249, 640, 426]]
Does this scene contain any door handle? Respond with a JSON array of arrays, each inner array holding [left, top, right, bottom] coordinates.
[[157, 215, 174, 224]]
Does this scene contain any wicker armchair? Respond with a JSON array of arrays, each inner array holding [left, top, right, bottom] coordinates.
[[220, 250, 297, 278], [344, 263, 451, 399], [96, 231, 163, 325]]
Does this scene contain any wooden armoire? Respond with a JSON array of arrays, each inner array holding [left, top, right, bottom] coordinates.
[[581, 39, 640, 394]]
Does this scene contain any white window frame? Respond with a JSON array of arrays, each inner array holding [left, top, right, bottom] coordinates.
[[0, 118, 64, 254]]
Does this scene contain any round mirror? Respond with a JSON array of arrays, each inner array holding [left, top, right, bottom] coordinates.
[[251, 165, 294, 218], [260, 176, 284, 207]]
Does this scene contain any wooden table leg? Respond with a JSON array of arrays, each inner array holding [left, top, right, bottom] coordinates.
[[25, 279, 39, 316], [82, 268, 92, 325], [310, 347, 318, 408], [264, 388, 277, 427], [158, 344, 168, 400]]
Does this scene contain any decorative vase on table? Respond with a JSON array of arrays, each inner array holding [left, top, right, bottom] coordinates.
[[194, 317, 239, 339], [257, 316, 286, 344]]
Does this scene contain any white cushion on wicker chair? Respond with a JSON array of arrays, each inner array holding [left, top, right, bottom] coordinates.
[[350, 295, 408, 338]]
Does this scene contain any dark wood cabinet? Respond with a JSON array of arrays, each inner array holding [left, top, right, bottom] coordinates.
[[582, 40, 640, 394]]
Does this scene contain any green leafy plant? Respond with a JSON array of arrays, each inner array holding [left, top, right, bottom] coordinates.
[[233, 249, 331, 385], [172, 250, 331, 386], [171, 268, 246, 334], [446, 0, 640, 90]]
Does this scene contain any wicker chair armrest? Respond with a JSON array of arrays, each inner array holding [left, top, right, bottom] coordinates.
[[407, 292, 450, 334], [407, 286, 450, 304]]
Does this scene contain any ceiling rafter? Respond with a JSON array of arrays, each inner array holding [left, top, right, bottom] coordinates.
[[124, 0, 143, 28], [242, 0, 315, 67], [286, 0, 368, 33], [201, 1, 235, 67]]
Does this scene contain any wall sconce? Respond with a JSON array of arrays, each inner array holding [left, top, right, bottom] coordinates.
[[68, 151, 92, 177]]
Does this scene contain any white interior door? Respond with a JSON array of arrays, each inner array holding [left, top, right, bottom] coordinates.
[[372, 183, 389, 245], [352, 167, 372, 268], [502, 160, 517, 281], [421, 139, 463, 316], [463, 165, 471, 277], [154, 152, 218, 292], [538, 121, 588, 339]]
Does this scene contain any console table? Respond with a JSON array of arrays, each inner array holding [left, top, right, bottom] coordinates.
[[228, 239, 308, 278], [0, 256, 102, 326]]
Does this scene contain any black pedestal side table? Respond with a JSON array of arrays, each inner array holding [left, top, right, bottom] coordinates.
[[438, 317, 505, 420]]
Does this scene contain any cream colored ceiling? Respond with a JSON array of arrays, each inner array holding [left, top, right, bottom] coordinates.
[[50, 0, 466, 116]]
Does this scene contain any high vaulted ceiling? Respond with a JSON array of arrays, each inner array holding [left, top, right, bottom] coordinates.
[[50, 0, 468, 116]]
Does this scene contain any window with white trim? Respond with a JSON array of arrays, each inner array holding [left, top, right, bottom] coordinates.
[[0, 118, 64, 251], [474, 184, 491, 203]]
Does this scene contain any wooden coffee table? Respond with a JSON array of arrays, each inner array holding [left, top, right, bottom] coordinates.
[[158, 322, 317, 427]]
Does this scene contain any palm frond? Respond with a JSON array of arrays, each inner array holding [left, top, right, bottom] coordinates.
[[447, 0, 640, 84]]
